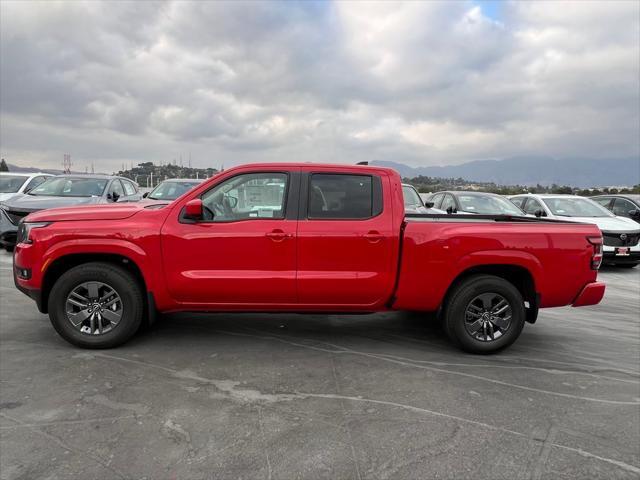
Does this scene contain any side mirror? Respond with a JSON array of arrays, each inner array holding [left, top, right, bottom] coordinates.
[[629, 209, 638, 218], [107, 192, 120, 202], [184, 199, 203, 220], [534, 209, 546, 218], [446, 206, 457, 214], [142, 192, 149, 198], [424, 201, 434, 208]]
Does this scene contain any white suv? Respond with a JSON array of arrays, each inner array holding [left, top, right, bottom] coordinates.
[[0, 172, 52, 202], [509, 194, 640, 268]]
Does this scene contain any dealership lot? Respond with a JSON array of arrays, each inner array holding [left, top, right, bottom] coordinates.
[[0, 252, 638, 479]]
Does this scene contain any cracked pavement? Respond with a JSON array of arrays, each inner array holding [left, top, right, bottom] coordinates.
[[1, 252, 639, 479]]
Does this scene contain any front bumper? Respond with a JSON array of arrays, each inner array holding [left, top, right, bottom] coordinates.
[[602, 251, 640, 265], [572, 282, 606, 307], [13, 260, 44, 312]]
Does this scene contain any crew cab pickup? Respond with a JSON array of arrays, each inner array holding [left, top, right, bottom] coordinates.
[[13, 163, 606, 353]]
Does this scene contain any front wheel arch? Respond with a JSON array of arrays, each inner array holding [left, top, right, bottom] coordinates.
[[41, 253, 147, 314]]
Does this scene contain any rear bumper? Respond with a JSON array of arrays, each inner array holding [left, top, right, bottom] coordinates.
[[572, 282, 606, 307]]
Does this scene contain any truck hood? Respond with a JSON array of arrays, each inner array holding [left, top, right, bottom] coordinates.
[[24, 202, 147, 223], [556, 215, 639, 232], [1, 194, 101, 212]]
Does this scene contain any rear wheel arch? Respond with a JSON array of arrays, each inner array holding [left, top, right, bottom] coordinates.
[[443, 264, 538, 324]]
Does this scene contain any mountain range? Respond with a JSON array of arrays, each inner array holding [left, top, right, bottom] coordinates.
[[372, 157, 640, 188]]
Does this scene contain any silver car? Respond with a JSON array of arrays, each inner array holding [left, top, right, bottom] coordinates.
[[0, 174, 141, 250], [402, 183, 445, 214]]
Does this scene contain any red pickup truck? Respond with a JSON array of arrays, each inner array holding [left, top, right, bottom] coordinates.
[[13, 163, 605, 353]]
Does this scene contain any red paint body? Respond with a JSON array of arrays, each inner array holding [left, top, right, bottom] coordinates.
[[14, 163, 604, 316]]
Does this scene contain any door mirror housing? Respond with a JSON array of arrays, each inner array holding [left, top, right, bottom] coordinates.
[[142, 192, 149, 198], [534, 209, 546, 218], [424, 201, 434, 208], [107, 192, 120, 202], [446, 206, 457, 214], [628, 209, 638, 218], [184, 199, 204, 220]]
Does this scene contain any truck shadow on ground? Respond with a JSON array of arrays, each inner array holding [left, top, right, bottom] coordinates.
[[131, 310, 457, 354]]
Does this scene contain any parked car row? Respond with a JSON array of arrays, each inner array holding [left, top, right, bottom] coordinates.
[[414, 189, 639, 268], [0, 172, 203, 251]]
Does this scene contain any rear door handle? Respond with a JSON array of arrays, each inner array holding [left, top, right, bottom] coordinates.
[[363, 231, 385, 243], [266, 229, 293, 241]]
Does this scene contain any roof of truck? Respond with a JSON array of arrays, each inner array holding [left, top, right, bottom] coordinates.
[[226, 162, 396, 173]]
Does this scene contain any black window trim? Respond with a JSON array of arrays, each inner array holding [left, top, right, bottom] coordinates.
[[302, 172, 384, 221], [180, 170, 297, 224]]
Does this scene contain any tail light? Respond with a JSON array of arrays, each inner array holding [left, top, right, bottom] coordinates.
[[587, 235, 603, 270]]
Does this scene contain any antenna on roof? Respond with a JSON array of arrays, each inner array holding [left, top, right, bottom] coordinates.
[[356, 161, 368, 165]]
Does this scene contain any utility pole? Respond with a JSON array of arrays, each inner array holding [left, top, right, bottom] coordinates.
[[63, 154, 72, 174]]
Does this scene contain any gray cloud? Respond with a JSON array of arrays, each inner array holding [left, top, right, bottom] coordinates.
[[1, 0, 638, 171]]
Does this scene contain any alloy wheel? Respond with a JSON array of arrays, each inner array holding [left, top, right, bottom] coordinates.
[[464, 293, 513, 342], [65, 282, 123, 335]]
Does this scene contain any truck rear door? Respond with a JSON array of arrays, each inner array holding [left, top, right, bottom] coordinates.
[[296, 169, 397, 307]]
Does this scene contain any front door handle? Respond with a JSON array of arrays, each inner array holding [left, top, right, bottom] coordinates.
[[363, 231, 385, 243], [266, 229, 293, 242]]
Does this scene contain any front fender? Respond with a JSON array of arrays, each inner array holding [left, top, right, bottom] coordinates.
[[41, 239, 155, 292]]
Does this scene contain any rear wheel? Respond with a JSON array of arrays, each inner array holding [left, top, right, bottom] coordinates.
[[444, 275, 525, 354], [617, 263, 638, 268], [48, 262, 144, 348]]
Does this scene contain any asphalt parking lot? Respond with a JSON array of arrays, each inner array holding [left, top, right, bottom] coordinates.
[[1, 252, 639, 480]]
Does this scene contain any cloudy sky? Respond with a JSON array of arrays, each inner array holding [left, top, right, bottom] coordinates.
[[1, 0, 639, 172]]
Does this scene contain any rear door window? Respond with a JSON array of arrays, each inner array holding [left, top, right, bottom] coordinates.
[[612, 198, 636, 217], [122, 180, 137, 196], [430, 193, 444, 208], [440, 194, 456, 212], [510, 197, 525, 208], [308, 174, 379, 219], [592, 197, 612, 209], [523, 198, 544, 215], [109, 180, 125, 199]]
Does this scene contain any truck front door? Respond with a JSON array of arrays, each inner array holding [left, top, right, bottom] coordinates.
[[161, 169, 299, 306]]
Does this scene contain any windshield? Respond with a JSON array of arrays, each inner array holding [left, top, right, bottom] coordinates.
[[457, 194, 525, 215], [402, 185, 423, 207], [148, 181, 201, 200], [543, 197, 613, 217], [0, 175, 28, 193], [29, 177, 108, 197]]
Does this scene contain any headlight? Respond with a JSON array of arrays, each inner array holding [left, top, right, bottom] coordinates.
[[17, 222, 50, 244]]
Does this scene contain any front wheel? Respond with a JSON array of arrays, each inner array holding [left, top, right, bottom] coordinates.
[[444, 275, 525, 354], [48, 262, 144, 348]]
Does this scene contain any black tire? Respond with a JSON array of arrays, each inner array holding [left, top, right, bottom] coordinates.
[[443, 275, 525, 354], [48, 262, 144, 348], [4, 245, 14, 253], [617, 263, 638, 269]]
